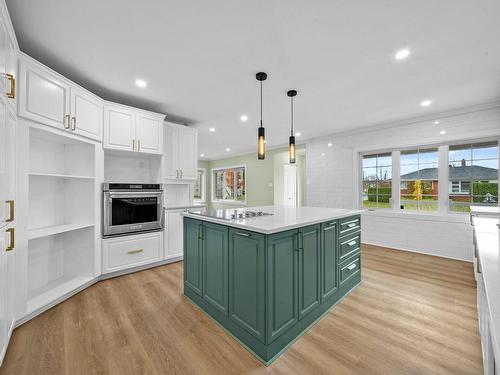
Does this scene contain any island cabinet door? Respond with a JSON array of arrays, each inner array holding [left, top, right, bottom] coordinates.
[[202, 222, 229, 315], [228, 229, 266, 343], [184, 218, 203, 295], [266, 229, 298, 343], [321, 220, 338, 301], [298, 224, 321, 320]]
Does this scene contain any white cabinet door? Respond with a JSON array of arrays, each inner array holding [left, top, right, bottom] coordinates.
[[178, 127, 197, 180], [165, 210, 183, 259], [0, 229, 6, 364], [136, 113, 163, 154], [103, 104, 135, 152], [70, 86, 103, 141], [0, 97, 7, 226], [102, 231, 163, 274], [19, 59, 70, 130], [164, 124, 179, 180]]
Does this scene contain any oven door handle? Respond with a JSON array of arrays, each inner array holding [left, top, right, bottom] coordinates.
[[106, 191, 163, 197]]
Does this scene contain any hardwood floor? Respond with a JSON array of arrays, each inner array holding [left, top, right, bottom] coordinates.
[[0, 245, 482, 375]]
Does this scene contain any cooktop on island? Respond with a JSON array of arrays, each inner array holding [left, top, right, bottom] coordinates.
[[187, 208, 273, 220]]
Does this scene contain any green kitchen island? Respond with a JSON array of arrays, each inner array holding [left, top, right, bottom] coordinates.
[[182, 206, 362, 364]]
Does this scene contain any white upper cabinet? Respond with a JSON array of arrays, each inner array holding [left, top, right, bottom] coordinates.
[[164, 122, 197, 182], [19, 56, 103, 141], [19, 58, 70, 130], [103, 101, 164, 155], [136, 112, 163, 154], [104, 103, 135, 152], [69, 86, 103, 141]]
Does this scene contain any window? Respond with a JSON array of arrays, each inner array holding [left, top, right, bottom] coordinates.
[[193, 169, 205, 203], [362, 153, 392, 209], [448, 142, 498, 212], [212, 165, 246, 204], [400, 148, 439, 211]]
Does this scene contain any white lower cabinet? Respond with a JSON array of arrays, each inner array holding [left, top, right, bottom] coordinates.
[[102, 231, 163, 274], [164, 209, 184, 260]]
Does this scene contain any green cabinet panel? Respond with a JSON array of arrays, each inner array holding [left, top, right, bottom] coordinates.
[[321, 221, 338, 300], [228, 229, 266, 343], [266, 230, 298, 342], [339, 215, 360, 236], [298, 224, 321, 319], [203, 222, 229, 315], [184, 218, 203, 295]]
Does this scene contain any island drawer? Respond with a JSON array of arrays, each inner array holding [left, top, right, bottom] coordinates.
[[339, 233, 360, 262], [340, 254, 360, 285], [339, 216, 360, 235]]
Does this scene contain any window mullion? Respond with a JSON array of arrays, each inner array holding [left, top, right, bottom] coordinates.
[[438, 145, 449, 214], [392, 151, 400, 210]]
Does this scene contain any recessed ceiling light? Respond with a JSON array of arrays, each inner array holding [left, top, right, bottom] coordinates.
[[264, 140, 267, 143], [440, 130, 446, 135], [321, 152, 326, 156], [209, 127, 215, 132], [327, 142, 333, 147], [295, 132, 301, 137], [395, 49, 410, 60], [225, 148, 231, 152], [434, 120, 440, 125], [421, 99, 432, 107], [200, 153, 205, 157], [240, 115, 248, 122], [135, 79, 147, 88]]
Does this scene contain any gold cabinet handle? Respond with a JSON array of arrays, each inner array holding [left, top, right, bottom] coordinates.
[[132, 139, 135, 151], [5, 200, 14, 222], [137, 140, 141, 152], [71, 116, 76, 131], [64, 114, 70, 129], [6, 227, 14, 251], [3, 73, 15, 99], [127, 248, 143, 255]]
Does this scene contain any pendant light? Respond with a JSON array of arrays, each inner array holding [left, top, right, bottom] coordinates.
[[256, 72, 267, 160], [287, 89, 297, 164]]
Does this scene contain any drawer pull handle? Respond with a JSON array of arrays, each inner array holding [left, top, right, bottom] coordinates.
[[236, 232, 250, 237], [347, 263, 357, 271], [347, 222, 357, 228], [347, 240, 356, 246], [127, 248, 143, 255]]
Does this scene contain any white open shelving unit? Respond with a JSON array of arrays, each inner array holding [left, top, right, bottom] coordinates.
[[27, 127, 97, 313]]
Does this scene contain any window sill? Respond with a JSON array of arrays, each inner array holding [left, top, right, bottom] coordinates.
[[211, 200, 247, 206], [361, 209, 470, 224]]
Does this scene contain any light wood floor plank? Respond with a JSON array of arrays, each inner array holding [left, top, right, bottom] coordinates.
[[0, 245, 482, 375]]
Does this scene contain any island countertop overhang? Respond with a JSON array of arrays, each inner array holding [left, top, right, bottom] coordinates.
[[181, 205, 363, 234]]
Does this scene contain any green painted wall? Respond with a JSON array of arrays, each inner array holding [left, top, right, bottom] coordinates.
[[198, 146, 305, 209]]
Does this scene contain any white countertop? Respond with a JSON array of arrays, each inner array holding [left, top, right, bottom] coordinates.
[[473, 216, 500, 361], [182, 205, 363, 234], [471, 206, 500, 216]]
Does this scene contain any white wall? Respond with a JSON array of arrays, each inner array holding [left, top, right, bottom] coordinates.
[[306, 103, 500, 261]]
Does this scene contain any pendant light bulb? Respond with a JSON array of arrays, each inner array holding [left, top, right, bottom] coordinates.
[[287, 90, 297, 164], [256, 72, 267, 160]]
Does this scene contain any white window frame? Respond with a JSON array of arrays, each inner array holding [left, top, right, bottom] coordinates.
[[211, 164, 247, 205], [357, 138, 499, 215], [193, 168, 206, 204]]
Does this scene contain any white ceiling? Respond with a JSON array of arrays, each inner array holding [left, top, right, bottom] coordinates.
[[7, 0, 500, 159]]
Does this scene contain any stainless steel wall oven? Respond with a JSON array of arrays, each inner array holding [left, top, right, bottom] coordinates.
[[103, 183, 163, 237]]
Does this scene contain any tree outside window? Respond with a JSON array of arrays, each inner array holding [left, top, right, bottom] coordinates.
[[212, 166, 246, 203]]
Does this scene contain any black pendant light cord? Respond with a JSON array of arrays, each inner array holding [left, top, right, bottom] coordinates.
[[290, 96, 294, 136], [260, 80, 263, 128]]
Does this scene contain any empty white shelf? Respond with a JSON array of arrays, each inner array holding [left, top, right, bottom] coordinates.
[[27, 275, 95, 314], [29, 172, 95, 180], [28, 223, 95, 240]]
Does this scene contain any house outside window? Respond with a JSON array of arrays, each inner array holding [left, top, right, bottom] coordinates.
[[193, 168, 206, 203], [212, 165, 246, 204], [448, 142, 498, 212], [400, 148, 439, 211], [361, 153, 392, 209]]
